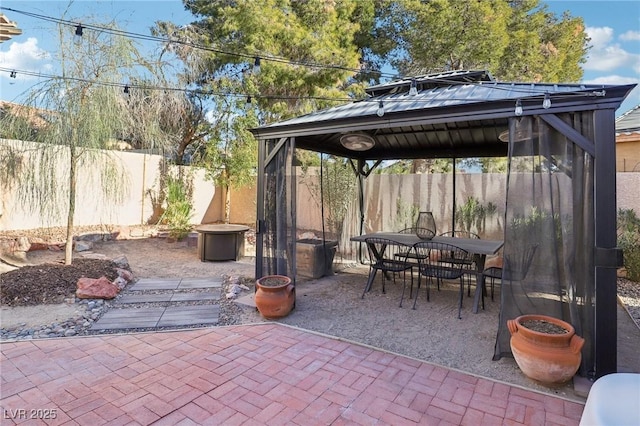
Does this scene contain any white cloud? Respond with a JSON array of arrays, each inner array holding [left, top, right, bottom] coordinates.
[[584, 26, 640, 72], [620, 30, 640, 42], [0, 37, 52, 79], [587, 26, 614, 50], [584, 75, 638, 86]]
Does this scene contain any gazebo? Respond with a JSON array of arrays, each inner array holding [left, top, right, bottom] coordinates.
[[250, 70, 636, 380]]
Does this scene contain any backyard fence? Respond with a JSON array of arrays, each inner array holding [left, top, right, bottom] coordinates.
[[2, 138, 639, 239]]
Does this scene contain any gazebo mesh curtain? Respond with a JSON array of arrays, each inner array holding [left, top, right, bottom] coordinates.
[[259, 138, 296, 280], [494, 114, 596, 377]]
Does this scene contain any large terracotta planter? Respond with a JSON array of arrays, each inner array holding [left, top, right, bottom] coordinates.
[[255, 275, 295, 319], [508, 314, 584, 386]]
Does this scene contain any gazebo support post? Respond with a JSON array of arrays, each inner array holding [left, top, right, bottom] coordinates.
[[593, 108, 619, 378]]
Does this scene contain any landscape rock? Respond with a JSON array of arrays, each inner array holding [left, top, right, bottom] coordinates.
[[74, 240, 93, 252], [112, 255, 129, 269], [76, 276, 119, 299], [113, 276, 127, 290], [28, 242, 49, 251], [116, 268, 133, 282]]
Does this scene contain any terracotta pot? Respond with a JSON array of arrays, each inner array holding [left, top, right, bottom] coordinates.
[[508, 314, 584, 386], [255, 275, 295, 319]]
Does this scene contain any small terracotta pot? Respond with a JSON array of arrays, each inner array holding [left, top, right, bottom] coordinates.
[[255, 275, 295, 319], [508, 314, 584, 386]]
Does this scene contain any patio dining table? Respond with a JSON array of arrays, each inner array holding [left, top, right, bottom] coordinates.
[[350, 232, 504, 314]]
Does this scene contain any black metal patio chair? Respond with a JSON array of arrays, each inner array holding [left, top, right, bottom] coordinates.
[[438, 231, 480, 296], [362, 237, 414, 305], [481, 244, 538, 310], [411, 241, 473, 318]]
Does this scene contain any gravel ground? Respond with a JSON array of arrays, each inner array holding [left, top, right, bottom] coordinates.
[[618, 277, 640, 328], [2, 236, 639, 403]]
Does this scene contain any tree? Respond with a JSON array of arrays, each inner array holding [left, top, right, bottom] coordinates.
[[376, 0, 588, 173], [200, 83, 259, 223], [0, 18, 175, 264], [379, 0, 587, 82], [153, 1, 372, 221], [160, 0, 370, 123]]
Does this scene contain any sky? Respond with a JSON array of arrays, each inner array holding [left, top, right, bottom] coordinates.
[[1, 0, 639, 116]]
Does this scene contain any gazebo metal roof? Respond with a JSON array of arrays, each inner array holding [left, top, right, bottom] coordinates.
[[253, 70, 635, 160]]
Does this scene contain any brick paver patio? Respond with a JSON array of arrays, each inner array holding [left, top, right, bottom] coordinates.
[[0, 323, 584, 425]]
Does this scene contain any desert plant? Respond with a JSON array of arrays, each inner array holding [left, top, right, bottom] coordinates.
[[160, 170, 194, 240], [618, 209, 640, 281], [395, 200, 420, 230], [456, 196, 497, 235]]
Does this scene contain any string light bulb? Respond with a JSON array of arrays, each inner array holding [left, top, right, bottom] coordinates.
[[123, 85, 130, 94], [10, 71, 17, 78], [246, 96, 252, 107], [543, 93, 551, 109], [253, 57, 261, 74], [515, 99, 523, 116], [74, 24, 83, 45], [409, 79, 418, 96], [376, 100, 385, 117]]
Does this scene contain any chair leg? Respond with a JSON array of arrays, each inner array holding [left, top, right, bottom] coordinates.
[[410, 268, 414, 300], [458, 277, 464, 319], [409, 266, 414, 299], [399, 273, 407, 307], [490, 276, 495, 301]]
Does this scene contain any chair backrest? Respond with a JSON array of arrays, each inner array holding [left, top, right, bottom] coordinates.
[[364, 237, 413, 264], [439, 230, 480, 239], [413, 241, 471, 279], [503, 244, 538, 281]]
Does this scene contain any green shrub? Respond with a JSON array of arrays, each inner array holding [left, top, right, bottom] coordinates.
[[618, 209, 640, 281], [161, 173, 194, 240]]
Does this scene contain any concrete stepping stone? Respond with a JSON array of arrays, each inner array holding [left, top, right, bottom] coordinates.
[[157, 305, 220, 327], [178, 278, 223, 289], [91, 307, 165, 330], [91, 277, 224, 331], [129, 278, 181, 291]]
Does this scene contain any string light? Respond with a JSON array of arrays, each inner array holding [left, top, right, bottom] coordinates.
[[73, 24, 83, 46], [123, 85, 130, 94], [514, 99, 523, 116], [0, 6, 392, 81], [0, 64, 613, 110], [246, 95, 252, 106], [409, 79, 418, 96], [253, 57, 261, 75], [543, 93, 551, 109], [0, 6, 613, 100]]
